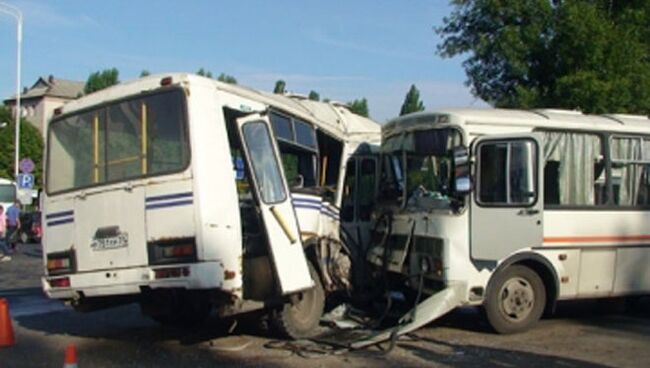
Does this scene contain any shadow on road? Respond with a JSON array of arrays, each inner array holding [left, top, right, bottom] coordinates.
[[396, 334, 609, 368], [429, 296, 650, 336]]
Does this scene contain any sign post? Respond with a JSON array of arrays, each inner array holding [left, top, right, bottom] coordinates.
[[17, 157, 35, 205]]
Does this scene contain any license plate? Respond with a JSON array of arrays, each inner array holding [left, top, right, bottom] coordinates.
[[91, 232, 129, 251]]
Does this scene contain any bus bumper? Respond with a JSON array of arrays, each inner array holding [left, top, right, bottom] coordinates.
[[42, 261, 231, 300]]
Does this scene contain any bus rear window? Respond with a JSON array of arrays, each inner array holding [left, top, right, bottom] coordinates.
[[47, 89, 189, 194]]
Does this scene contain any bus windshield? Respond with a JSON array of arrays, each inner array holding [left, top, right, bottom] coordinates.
[[47, 89, 189, 194], [381, 128, 462, 209]]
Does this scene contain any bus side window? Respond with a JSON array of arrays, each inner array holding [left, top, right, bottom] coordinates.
[[541, 131, 603, 206], [478, 140, 537, 206]]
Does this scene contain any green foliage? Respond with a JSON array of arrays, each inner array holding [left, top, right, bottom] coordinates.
[[140, 70, 151, 77], [348, 98, 369, 117], [308, 90, 320, 101], [0, 107, 44, 186], [217, 73, 237, 84], [196, 69, 237, 84], [197, 68, 213, 78], [273, 80, 286, 94], [400, 84, 425, 116], [84, 68, 119, 95], [437, 0, 650, 114]]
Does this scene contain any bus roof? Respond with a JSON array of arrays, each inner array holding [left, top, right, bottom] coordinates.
[[383, 108, 650, 138], [56, 73, 381, 145]]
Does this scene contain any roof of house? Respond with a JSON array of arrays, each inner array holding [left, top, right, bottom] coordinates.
[[4, 75, 84, 102]]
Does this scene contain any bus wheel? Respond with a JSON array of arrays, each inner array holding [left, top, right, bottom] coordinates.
[[272, 264, 325, 339], [485, 265, 546, 334]]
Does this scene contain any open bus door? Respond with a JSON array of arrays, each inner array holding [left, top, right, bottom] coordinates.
[[235, 113, 314, 294]]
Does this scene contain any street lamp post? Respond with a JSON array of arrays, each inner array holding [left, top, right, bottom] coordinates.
[[0, 2, 22, 179]]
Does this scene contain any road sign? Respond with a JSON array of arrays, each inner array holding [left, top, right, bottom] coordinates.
[[16, 188, 33, 206], [19, 158, 34, 174], [17, 173, 34, 189]]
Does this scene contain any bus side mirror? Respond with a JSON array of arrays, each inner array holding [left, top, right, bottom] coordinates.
[[451, 146, 471, 196]]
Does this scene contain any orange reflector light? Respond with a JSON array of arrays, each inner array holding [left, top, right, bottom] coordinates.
[[49, 277, 71, 288], [160, 76, 173, 86]]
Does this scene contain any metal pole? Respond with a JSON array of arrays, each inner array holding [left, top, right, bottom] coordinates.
[[0, 2, 22, 179]]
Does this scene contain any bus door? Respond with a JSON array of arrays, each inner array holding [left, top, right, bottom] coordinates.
[[341, 155, 379, 255], [470, 134, 543, 261], [235, 113, 314, 294]]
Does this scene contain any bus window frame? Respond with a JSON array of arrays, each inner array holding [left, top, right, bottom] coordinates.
[[45, 87, 191, 196], [474, 137, 540, 209]]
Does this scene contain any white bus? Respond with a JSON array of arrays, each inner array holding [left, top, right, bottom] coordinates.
[[42, 73, 380, 337], [367, 108, 650, 337]]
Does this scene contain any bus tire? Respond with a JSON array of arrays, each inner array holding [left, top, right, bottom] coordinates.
[[272, 263, 324, 339], [485, 265, 546, 334]]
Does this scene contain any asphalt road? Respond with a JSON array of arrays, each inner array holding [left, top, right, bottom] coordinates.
[[1, 244, 649, 367]]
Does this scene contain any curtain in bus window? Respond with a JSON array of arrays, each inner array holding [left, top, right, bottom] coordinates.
[[610, 137, 643, 206], [542, 132, 601, 205]]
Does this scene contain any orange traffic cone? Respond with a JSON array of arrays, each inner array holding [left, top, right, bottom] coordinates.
[[0, 298, 15, 347], [63, 344, 78, 368]]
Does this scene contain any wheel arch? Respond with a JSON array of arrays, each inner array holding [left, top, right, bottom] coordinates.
[[486, 252, 560, 315]]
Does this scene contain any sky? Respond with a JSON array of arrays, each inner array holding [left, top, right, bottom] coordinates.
[[0, 0, 486, 123]]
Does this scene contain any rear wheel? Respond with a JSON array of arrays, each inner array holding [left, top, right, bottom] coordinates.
[[272, 264, 325, 339], [485, 265, 546, 334]]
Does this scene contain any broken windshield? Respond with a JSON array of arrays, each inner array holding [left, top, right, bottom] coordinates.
[[381, 128, 463, 209]]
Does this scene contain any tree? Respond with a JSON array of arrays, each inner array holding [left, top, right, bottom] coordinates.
[[348, 98, 369, 117], [308, 91, 320, 101], [217, 73, 237, 84], [84, 68, 119, 94], [273, 80, 286, 94], [0, 107, 44, 186], [399, 84, 425, 116], [197, 68, 213, 78], [437, 1, 650, 114], [140, 70, 151, 77]]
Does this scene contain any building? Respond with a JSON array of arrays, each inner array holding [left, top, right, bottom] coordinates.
[[4, 75, 84, 135]]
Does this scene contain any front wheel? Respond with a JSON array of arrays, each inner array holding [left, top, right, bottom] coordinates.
[[485, 265, 546, 334], [271, 264, 325, 339]]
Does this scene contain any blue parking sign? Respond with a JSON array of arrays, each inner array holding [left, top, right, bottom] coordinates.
[[17, 173, 34, 189]]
